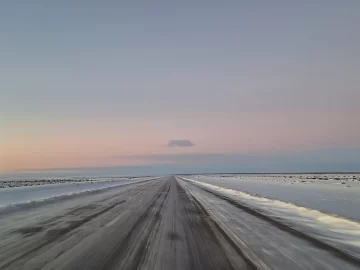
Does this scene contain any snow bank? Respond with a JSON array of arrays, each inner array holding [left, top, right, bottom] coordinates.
[[0, 177, 161, 214], [180, 177, 360, 261]]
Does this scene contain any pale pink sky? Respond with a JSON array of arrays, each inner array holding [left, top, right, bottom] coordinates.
[[2, 110, 359, 173]]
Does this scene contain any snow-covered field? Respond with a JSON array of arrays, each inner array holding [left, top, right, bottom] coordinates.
[[0, 176, 158, 212], [185, 174, 360, 221]]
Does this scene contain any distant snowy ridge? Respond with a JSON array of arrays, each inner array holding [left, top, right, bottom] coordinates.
[[180, 177, 360, 262]]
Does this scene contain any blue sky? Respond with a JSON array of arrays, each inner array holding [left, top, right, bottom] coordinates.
[[1, 1, 360, 174]]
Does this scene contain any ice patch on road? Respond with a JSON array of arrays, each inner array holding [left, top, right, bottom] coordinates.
[[180, 177, 360, 260]]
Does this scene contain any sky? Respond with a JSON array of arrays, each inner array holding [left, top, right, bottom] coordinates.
[[1, 1, 360, 175]]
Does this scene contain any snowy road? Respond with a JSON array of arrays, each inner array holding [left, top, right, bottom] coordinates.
[[0, 176, 359, 269]]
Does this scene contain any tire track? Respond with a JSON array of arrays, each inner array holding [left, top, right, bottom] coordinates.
[[0, 179, 167, 269], [103, 182, 170, 270], [186, 191, 259, 270], [175, 180, 254, 270], [1, 199, 127, 269]]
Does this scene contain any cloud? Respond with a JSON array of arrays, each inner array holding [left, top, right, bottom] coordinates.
[[167, 140, 195, 147]]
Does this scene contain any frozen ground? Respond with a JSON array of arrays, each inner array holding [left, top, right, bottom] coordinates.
[[185, 174, 360, 221], [1, 176, 359, 269]]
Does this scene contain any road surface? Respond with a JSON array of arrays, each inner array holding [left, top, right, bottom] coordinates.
[[0, 176, 359, 269]]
